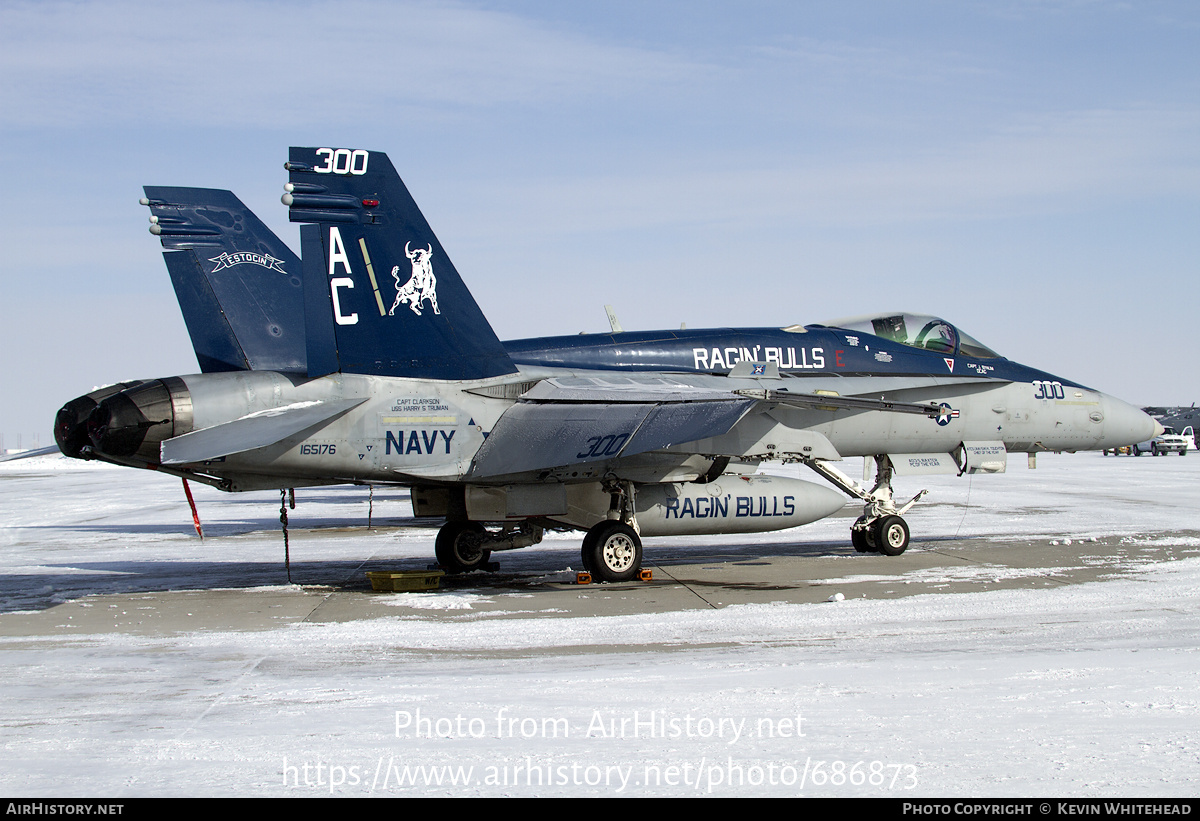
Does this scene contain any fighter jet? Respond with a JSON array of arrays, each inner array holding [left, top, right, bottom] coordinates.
[[55, 147, 1159, 581]]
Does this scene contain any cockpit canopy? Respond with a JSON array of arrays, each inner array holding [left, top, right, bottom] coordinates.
[[819, 313, 1001, 359]]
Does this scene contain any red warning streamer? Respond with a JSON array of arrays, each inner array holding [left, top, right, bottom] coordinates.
[[182, 478, 203, 539]]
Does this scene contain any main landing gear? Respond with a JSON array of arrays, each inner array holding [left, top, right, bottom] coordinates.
[[434, 520, 543, 574], [807, 455, 924, 556], [434, 480, 645, 583], [580, 479, 643, 583], [435, 520, 491, 574], [580, 520, 643, 583]]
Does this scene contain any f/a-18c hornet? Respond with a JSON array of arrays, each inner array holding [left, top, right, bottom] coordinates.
[[54, 147, 1160, 582]]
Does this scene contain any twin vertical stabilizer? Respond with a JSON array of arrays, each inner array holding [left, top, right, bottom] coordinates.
[[284, 147, 517, 381], [142, 187, 306, 374]]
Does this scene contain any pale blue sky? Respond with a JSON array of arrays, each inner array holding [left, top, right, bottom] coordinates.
[[2, 0, 1197, 443]]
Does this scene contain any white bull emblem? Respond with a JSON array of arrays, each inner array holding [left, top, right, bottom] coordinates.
[[389, 242, 440, 316]]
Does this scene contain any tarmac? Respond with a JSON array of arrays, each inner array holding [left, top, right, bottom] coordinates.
[[4, 509, 1196, 640]]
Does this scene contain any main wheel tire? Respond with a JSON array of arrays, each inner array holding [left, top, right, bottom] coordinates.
[[580, 528, 598, 572], [583, 521, 642, 583], [851, 516, 874, 552], [873, 515, 910, 556], [435, 521, 491, 573]]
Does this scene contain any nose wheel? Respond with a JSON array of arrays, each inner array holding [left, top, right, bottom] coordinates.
[[851, 514, 911, 555], [851, 516, 874, 552], [806, 456, 921, 557], [872, 515, 910, 556]]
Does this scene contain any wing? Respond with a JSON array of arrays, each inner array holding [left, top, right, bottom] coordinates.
[[465, 376, 949, 479], [466, 377, 755, 479]]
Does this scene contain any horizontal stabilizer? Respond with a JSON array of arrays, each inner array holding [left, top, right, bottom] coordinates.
[[0, 446, 61, 463], [160, 398, 366, 465]]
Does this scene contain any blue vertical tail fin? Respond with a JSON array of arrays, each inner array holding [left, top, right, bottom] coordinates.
[[142, 187, 306, 373], [283, 147, 516, 381]]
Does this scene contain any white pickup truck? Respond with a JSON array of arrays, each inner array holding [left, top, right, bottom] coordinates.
[[1131, 426, 1191, 456]]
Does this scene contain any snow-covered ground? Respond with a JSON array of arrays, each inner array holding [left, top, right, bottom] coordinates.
[[1, 452, 1197, 796]]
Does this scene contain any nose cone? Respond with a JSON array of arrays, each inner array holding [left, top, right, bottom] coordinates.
[[1098, 394, 1159, 447]]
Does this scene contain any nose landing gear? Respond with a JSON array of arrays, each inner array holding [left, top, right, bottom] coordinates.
[[809, 456, 924, 556]]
